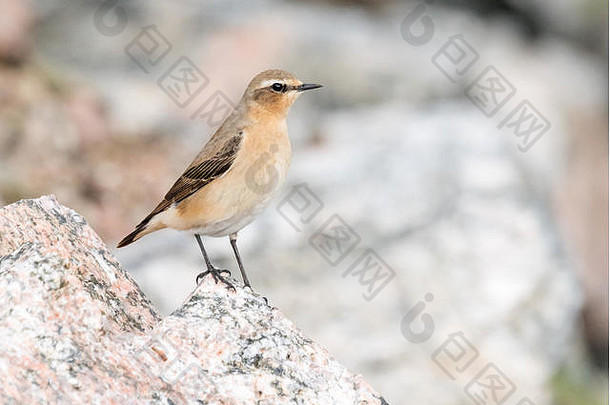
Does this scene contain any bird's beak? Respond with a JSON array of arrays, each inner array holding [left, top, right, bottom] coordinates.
[[297, 83, 323, 92]]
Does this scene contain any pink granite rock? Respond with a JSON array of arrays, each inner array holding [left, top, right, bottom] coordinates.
[[0, 0, 34, 63], [0, 196, 386, 404]]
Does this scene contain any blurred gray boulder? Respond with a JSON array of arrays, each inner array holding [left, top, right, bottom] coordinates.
[[122, 103, 584, 405]]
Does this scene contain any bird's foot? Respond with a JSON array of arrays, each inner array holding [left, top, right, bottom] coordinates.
[[196, 267, 235, 291]]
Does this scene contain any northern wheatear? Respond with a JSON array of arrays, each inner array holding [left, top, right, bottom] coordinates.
[[117, 69, 322, 289]]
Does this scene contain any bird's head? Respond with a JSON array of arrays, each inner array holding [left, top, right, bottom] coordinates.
[[243, 69, 322, 117]]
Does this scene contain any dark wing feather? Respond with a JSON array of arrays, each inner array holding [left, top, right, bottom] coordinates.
[[136, 133, 243, 227]]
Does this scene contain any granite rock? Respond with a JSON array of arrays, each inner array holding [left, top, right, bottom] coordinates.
[[0, 196, 385, 404]]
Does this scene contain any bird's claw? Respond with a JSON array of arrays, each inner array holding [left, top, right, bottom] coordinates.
[[196, 267, 235, 291]]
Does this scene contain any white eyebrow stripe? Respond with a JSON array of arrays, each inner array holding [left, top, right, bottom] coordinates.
[[260, 79, 283, 87]]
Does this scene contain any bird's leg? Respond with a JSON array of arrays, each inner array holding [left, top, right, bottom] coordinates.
[[194, 234, 234, 290], [229, 233, 252, 289]]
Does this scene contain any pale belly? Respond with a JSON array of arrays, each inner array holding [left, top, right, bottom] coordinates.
[[156, 136, 291, 237]]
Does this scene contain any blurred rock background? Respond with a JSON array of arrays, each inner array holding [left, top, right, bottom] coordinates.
[[0, 0, 606, 404]]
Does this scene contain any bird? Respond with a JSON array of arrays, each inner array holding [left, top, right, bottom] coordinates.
[[117, 69, 322, 290]]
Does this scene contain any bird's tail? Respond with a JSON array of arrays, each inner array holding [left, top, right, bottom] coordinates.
[[117, 220, 165, 248]]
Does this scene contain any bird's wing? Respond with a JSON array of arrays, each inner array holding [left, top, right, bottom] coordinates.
[[137, 131, 243, 226]]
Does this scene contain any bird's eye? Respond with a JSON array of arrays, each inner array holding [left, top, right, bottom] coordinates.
[[271, 83, 286, 92]]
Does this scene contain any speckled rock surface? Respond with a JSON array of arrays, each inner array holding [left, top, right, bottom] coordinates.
[[0, 196, 385, 404]]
